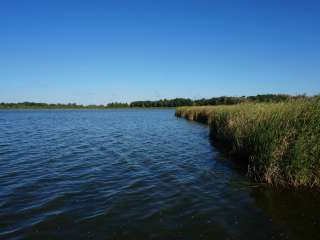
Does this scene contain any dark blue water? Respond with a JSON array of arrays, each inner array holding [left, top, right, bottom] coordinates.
[[0, 110, 319, 240]]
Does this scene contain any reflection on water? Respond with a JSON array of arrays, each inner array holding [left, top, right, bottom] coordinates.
[[0, 109, 319, 239], [251, 187, 320, 240]]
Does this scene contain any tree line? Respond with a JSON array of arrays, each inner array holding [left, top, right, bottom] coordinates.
[[0, 94, 312, 109], [130, 94, 309, 107], [0, 102, 128, 109]]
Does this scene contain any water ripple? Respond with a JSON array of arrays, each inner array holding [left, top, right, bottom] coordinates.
[[0, 110, 319, 239]]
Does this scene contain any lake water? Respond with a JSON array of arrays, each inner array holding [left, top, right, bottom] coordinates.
[[0, 109, 319, 240]]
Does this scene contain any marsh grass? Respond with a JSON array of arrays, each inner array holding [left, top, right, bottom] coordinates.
[[176, 98, 320, 187]]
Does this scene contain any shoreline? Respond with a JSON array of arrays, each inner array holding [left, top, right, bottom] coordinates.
[[0, 107, 177, 110], [175, 99, 320, 188]]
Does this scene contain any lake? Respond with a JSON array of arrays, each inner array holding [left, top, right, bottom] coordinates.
[[0, 109, 319, 239]]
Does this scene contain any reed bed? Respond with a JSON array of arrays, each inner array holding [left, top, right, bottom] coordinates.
[[176, 98, 320, 187]]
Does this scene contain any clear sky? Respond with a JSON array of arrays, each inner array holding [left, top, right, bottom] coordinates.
[[1, 0, 319, 104]]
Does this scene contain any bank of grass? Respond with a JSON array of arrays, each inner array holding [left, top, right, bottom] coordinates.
[[176, 98, 320, 187]]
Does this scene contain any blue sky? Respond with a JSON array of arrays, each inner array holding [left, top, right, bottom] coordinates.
[[1, 0, 319, 104]]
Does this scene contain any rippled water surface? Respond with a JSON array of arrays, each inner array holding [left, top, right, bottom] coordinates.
[[1, 109, 320, 240]]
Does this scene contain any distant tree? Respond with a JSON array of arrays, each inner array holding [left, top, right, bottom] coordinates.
[[0, 94, 314, 109], [107, 102, 129, 108]]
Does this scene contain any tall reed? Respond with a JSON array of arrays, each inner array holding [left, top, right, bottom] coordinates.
[[176, 98, 320, 187]]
